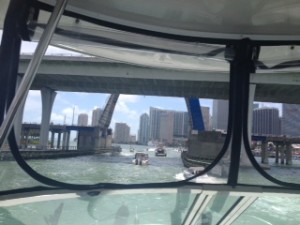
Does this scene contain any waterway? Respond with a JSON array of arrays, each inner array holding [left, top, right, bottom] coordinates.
[[1, 145, 300, 224], [1, 144, 300, 189]]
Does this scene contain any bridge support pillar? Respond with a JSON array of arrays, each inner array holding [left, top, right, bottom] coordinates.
[[39, 88, 56, 150], [261, 142, 269, 164], [275, 144, 279, 164], [50, 131, 55, 149], [286, 143, 292, 165], [67, 131, 70, 150], [57, 132, 61, 149], [78, 130, 93, 150], [22, 129, 29, 148], [62, 131, 70, 150], [280, 145, 285, 164]]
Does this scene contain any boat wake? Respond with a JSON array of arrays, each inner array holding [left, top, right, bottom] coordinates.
[[174, 171, 226, 184]]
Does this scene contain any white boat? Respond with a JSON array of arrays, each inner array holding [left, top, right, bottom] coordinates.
[[129, 146, 135, 152], [132, 152, 149, 165], [146, 147, 156, 152], [155, 147, 167, 157]]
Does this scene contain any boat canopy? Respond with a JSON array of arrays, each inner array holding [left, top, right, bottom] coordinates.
[[0, 0, 299, 190], [0, 0, 300, 224]]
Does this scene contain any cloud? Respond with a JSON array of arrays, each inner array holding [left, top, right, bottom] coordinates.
[[61, 106, 81, 125], [114, 96, 140, 135], [115, 101, 138, 120], [74, 92, 89, 97], [24, 91, 41, 111], [28, 90, 40, 97], [119, 94, 140, 103], [55, 93, 74, 107], [22, 91, 42, 123], [115, 95, 140, 118], [50, 105, 94, 125], [50, 112, 65, 124], [21, 41, 82, 56]]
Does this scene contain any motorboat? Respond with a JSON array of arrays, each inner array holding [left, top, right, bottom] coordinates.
[[129, 146, 135, 152], [155, 147, 167, 157], [183, 167, 205, 178], [112, 145, 122, 153], [1, 0, 300, 224], [132, 152, 149, 165]]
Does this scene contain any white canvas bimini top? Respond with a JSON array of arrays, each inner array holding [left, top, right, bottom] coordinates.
[[36, 0, 300, 41]]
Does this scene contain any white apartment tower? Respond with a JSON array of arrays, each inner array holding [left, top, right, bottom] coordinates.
[[212, 100, 229, 131], [114, 123, 130, 143], [149, 107, 190, 144], [77, 113, 88, 126], [201, 106, 211, 131], [91, 108, 103, 126]]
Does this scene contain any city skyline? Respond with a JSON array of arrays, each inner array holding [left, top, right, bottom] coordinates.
[[23, 91, 213, 136], [22, 91, 283, 137]]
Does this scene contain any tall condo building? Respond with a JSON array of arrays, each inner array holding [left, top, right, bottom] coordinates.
[[138, 113, 150, 145], [130, 135, 136, 143], [77, 113, 88, 126], [173, 111, 189, 137], [252, 107, 281, 135], [212, 100, 229, 131], [114, 123, 130, 143], [160, 111, 174, 144], [201, 106, 211, 131], [91, 108, 103, 126], [149, 107, 189, 144], [282, 104, 300, 136], [149, 107, 162, 140]]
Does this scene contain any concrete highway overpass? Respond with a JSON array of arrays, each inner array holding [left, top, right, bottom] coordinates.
[[18, 55, 300, 104]]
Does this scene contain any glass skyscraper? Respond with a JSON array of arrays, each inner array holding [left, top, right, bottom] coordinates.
[[282, 104, 300, 137], [138, 113, 149, 145]]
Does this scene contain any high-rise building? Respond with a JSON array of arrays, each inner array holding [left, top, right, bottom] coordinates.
[[130, 135, 136, 143], [149, 107, 190, 144], [252, 107, 281, 135], [77, 113, 88, 126], [149, 107, 162, 140], [173, 111, 189, 137], [114, 123, 130, 143], [201, 106, 211, 131], [91, 108, 103, 126], [138, 113, 149, 145], [212, 100, 229, 131], [160, 111, 174, 144], [282, 104, 300, 136]]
